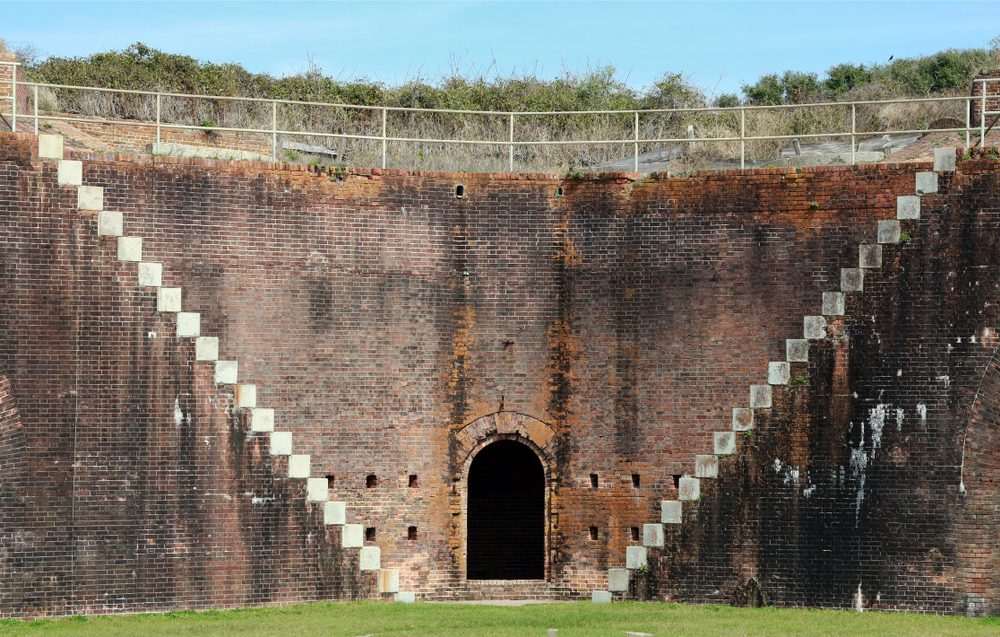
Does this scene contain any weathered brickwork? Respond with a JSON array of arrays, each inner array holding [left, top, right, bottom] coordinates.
[[0, 52, 27, 124], [0, 131, 997, 616], [971, 70, 1000, 127], [644, 158, 1000, 615]]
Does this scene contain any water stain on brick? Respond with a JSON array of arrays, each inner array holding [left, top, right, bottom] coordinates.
[[1, 132, 999, 614], [546, 209, 581, 427]]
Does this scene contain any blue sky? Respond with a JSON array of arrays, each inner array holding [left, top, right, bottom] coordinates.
[[6, 1, 1000, 98]]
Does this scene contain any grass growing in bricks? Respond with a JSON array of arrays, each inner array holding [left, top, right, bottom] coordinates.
[[2, 601, 998, 637]]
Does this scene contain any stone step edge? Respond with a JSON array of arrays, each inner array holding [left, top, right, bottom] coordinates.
[[45, 133, 401, 601], [600, 169, 940, 599]]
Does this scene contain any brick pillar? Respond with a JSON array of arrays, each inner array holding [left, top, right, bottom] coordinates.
[[0, 51, 25, 132], [970, 70, 1000, 128]]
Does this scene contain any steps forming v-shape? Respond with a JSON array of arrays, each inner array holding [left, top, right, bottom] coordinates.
[[33, 133, 958, 605]]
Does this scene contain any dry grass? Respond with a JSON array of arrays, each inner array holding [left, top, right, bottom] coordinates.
[[18, 85, 979, 172]]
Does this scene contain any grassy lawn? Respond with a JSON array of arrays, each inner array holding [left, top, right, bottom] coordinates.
[[1, 600, 997, 637]]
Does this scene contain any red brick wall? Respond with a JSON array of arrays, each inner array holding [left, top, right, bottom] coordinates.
[[0, 132, 997, 615], [972, 71, 1000, 127], [649, 159, 1000, 615], [0, 53, 26, 130]]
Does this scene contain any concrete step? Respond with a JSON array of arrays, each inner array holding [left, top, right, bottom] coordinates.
[[214, 360, 237, 385], [713, 431, 736, 455], [77, 185, 103, 211], [661, 500, 682, 523], [176, 312, 200, 338], [38, 134, 64, 159], [57, 160, 82, 186], [195, 336, 218, 361], [250, 408, 274, 432], [137, 262, 162, 287], [378, 569, 400, 594], [287, 454, 310, 478], [269, 431, 292, 455]]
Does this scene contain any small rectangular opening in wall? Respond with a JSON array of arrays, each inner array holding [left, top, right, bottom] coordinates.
[[672, 474, 682, 490], [366, 474, 378, 488], [408, 526, 418, 541], [325, 474, 335, 489], [590, 473, 599, 488], [630, 526, 640, 542], [589, 526, 598, 541], [408, 474, 418, 488], [631, 473, 641, 488], [365, 527, 376, 542], [455, 184, 465, 198]]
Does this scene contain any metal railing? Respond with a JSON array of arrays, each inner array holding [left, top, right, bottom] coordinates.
[[2, 60, 998, 172]]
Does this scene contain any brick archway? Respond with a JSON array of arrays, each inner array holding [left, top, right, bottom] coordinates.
[[454, 411, 556, 462], [466, 438, 545, 579], [453, 412, 555, 581]]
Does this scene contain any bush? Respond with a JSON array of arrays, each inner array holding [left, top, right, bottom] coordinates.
[[16, 39, 1000, 172], [714, 93, 741, 108], [824, 64, 872, 99], [743, 73, 784, 105]]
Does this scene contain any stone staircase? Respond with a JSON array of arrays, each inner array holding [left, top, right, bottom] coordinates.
[[35, 133, 414, 604], [593, 148, 956, 602]]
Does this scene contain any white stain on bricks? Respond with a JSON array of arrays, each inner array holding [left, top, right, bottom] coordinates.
[[850, 404, 902, 524], [868, 404, 887, 452], [173, 397, 184, 428], [849, 430, 868, 525], [917, 403, 927, 426], [772, 458, 801, 486], [802, 481, 816, 498]]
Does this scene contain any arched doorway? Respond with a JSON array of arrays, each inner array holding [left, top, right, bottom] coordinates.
[[466, 439, 545, 579]]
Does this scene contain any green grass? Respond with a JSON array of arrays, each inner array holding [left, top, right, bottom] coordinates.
[[1, 601, 997, 637]]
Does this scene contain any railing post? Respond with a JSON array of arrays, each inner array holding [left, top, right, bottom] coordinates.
[[10, 71, 16, 132], [850, 103, 856, 165], [155, 93, 161, 146], [33, 84, 38, 135], [739, 107, 745, 170], [509, 112, 515, 172], [381, 107, 388, 169], [633, 111, 639, 173], [966, 96, 971, 149], [982, 80, 987, 147], [271, 100, 277, 161]]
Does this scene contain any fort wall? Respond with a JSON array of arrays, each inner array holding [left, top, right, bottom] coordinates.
[[0, 131, 996, 616]]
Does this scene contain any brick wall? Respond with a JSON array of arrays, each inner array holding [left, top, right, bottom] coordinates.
[[971, 71, 1000, 128], [0, 53, 26, 131], [648, 159, 1000, 615], [0, 131, 997, 616]]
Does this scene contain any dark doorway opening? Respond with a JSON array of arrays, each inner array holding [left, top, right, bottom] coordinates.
[[467, 439, 545, 580]]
